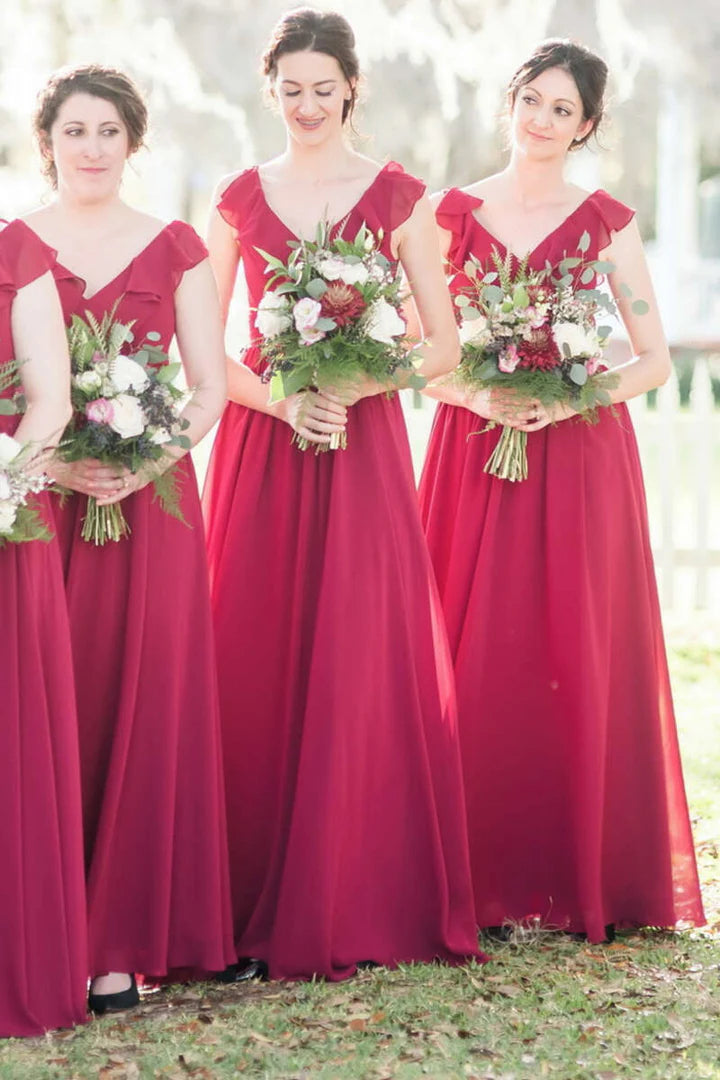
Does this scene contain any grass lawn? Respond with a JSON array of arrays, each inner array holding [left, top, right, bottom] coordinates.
[[2, 619, 718, 1080]]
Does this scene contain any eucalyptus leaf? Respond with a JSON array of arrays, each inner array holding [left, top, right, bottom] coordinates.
[[305, 278, 328, 299], [592, 260, 615, 274], [580, 267, 595, 285], [631, 298, 650, 315], [569, 363, 589, 386], [577, 231, 591, 253], [315, 317, 337, 332], [454, 294, 470, 308], [145, 331, 161, 342], [482, 284, 504, 304], [619, 282, 633, 298], [0, 399, 18, 415]]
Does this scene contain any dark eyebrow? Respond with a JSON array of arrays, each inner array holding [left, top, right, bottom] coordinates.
[[280, 79, 337, 87]]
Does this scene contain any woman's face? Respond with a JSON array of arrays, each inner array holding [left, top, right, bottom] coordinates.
[[273, 50, 354, 146], [46, 92, 129, 201], [511, 65, 593, 160]]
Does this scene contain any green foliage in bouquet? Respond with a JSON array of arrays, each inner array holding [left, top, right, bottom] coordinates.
[[450, 231, 648, 480], [61, 304, 191, 543], [255, 221, 424, 450]]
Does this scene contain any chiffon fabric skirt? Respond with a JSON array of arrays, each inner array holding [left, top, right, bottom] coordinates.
[[52, 457, 234, 977], [0, 473, 88, 1036], [205, 389, 482, 979], [420, 402, 705, 940]]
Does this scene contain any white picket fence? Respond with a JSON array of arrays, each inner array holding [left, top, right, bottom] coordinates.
[[403, 356, 720, 612]]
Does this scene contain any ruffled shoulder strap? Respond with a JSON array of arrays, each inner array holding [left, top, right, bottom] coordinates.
[[434, 187, 483, 236], [125, 220, 208, 298], [368, 161, 426, 233], [0, 218, 56, 294], [216, 168, 263, 233], [585, 190, 635, 251]]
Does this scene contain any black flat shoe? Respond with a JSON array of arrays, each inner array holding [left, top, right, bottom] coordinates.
[[88, 974, 139, 1015], [215, 958, 268, 983], [481, 925, 513, 942]]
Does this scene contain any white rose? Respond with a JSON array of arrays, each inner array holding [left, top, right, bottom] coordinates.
[[0, 433, 22, 467], [337, 262, 369, 286], [365, 298, 406, 344], [109, 393, 146, 438], [255, 291, 292, 339], [314, 255, 347, 281], [0, 498, 17, 533], [293, 297, 322, 335], [553, 321, 600, 359], [74, 369, 103, 393], [458, 313, 490, 346], [111, 354, 150, 393], [0, 473, 11, 500]]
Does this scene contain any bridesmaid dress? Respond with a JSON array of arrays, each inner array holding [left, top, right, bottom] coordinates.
[[203, 161, 483, 980], [419, 187, 705, 942], [34, 220, 235, 979], [0, 219, 88, 1036]]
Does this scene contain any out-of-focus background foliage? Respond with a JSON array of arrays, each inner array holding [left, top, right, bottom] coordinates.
[[1, 0, 719, 611]]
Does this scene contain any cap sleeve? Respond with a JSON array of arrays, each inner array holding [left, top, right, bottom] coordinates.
[[0, 219, 55, 295], [125, 220, 208, 301], [166, 220, 208, 273], [374, 161, 427, 233], [588, 190, 635, 251], [216, 169, 263, 235], [434, 187, 482, 236]]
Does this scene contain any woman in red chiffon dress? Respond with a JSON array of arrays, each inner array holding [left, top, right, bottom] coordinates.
[[203, 9, 482, 981], [418, 40, 705, 942], [23, 65, 235, 1011], [0, 218, 88, 1036]]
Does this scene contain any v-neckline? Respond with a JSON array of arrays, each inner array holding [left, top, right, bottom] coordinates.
[[254, 163, 389, 242], [53, 222, 174, 301], [465, 189, 599, 261]]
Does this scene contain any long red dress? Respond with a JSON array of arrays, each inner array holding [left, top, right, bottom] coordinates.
[[418, 188, 705, 941], [0, 219, 88, 1036], [203, 162, 483, 980], [34, 220, 235, 978]]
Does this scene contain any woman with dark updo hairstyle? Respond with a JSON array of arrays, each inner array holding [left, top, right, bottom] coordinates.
[[203, 7, 483, 981], [418, 39, 705, 941], [23, 63, 235, 1013]]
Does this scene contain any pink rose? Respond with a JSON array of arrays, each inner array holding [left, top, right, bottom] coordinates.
[[293, 297, 322, 335], [585, 357, 600, 376], [86, 398, 115, 424], [92, 351, 105, 364], [498, 345, 520, 373]]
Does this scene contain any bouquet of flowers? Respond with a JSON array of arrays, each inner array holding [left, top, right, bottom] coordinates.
[[0, 361, 50, 547], [453, 231, 647, 481], [60, 306, 191, 544], [255, 221, 424, 451], [0, 432, 51, 547]]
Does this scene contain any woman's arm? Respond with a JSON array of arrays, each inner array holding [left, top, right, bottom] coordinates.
[[603, 217, 672, 399], [11, 270, 72, 455], [395, 193, 460, 382]]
